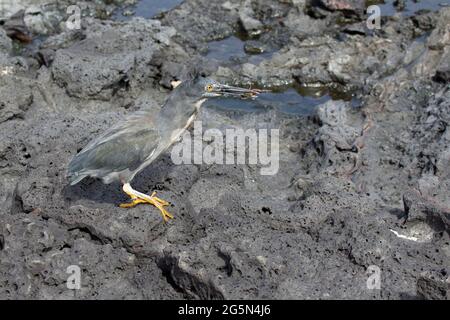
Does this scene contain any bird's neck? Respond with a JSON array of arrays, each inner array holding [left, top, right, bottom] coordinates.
[[157, 97, 206, 137], [194, 98, 207, 110]]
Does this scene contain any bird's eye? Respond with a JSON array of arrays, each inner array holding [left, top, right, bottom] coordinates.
[[206, 84, 213, 92]]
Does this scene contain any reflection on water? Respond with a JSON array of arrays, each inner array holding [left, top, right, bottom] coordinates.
[[294, 84, 354, 102], [112, 0, 183, 20], [204, 85, 358, 116], [366, 0, 446, 16], [206, 37, 246, 61]]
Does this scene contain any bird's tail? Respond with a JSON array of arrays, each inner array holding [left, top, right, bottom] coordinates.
[[67, 153, 88, 185]]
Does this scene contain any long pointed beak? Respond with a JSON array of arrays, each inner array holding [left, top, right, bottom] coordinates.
[[214, 84, 269, 99]]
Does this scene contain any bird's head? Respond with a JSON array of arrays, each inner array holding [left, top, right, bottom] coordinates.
[[199, 77, 260, 99]]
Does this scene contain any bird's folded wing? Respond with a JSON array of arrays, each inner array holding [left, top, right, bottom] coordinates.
[[68, 111, 161, 178]]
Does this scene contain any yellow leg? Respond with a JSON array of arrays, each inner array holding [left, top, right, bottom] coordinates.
[[119, 198, 147, 208], [119, 184, 174, 222]]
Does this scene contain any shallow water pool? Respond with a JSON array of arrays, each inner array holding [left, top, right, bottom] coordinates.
[[112, 0, 183, 20], [204, 85, 357, 116], [366, 0, 447, 16]]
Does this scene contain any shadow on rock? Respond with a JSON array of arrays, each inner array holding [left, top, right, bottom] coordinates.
[[62, 154, 175, 206]]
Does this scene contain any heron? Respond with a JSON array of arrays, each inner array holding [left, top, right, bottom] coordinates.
[[67, 74, 262, 222]]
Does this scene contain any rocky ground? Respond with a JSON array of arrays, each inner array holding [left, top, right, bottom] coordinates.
[[0, 0, 449, 299]]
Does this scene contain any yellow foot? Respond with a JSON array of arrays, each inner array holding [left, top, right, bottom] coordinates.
[[119, 198, 147, 208], [119, 187, 173, 222]]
